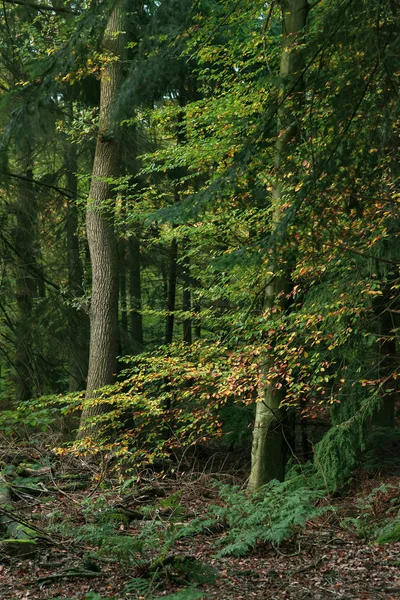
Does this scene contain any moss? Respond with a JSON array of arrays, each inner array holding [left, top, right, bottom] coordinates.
[[0, 538, 37, 556]]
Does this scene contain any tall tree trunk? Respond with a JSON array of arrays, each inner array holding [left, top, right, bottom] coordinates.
[[77, 1, 123, 438], [13, 161, 37, 402], [65, 142, 89, 392], [248, 0, 308, 491], [128, 235, 143, 352], [165, 238, 178, 345]]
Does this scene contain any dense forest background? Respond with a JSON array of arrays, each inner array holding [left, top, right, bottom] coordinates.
[[0, 1, 399, 598]]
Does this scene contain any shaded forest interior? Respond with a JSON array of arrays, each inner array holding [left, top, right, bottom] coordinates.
[[0, 0, 399, 598]]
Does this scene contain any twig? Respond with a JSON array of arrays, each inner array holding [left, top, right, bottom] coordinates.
[[271, 540, 301, 557], [323, 537, 353, 547], [290, 555, 323, 575], [316, 587, 350, 599]]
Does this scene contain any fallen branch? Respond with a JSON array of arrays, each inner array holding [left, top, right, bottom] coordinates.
[[0, 506, 59, 544], [0, 475, 38, 555], [34, 569, 106, 585]]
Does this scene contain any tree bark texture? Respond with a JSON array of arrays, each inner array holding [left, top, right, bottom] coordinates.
[[248, 0, 308, 491], [77, 1, 123, 438]]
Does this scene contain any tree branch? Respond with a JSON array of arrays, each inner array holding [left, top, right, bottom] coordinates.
[[2, 0, 75, 14], [8, 172, 74, 199]]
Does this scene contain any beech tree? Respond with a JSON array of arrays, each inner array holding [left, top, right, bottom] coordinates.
[[248, 0, 309, 490]]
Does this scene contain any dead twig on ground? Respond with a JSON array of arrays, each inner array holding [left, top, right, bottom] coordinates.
[[290, 555, 324, 574]]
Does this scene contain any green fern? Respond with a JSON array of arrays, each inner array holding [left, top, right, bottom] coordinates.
[[179, 477, 328, 557], [376, 516, 400, 543], [124, 577, 151, 595]]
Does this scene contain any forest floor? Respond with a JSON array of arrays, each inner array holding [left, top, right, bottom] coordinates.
[[0, 444, 399, 600]]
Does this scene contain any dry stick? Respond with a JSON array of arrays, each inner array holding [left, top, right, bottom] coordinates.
[[290, 555, 324, 575], [316, 587, 350, 599], [271, 540, 301, 557]]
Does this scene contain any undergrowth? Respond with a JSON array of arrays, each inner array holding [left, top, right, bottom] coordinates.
[[177, 474, 328, 557], [341, 481, 400, 542]]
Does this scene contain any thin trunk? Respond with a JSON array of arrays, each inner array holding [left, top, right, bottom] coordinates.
[[249, 0, 308, 490], [119, 238, 128, 354], [77, 2, 123, 438], [182, 247, 192, 344], [165, 239, 178, 345], [66, 143, 89, 392], [128, 235, 143, 352], [374, 285, 398, 427], [13, 163, 36, 402]]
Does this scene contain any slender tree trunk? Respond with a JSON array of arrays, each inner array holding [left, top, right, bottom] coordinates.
[[165, 238, 178, 345], [248, 0, 308, 490], [77, 1, 123, 438], [128, 235, 143, 352], [373, 283, 398, 427], [119, 237, 128, 354], [13, 161, 37, 402], [65, 143, 89, 392], [182, 245, 192, 344]]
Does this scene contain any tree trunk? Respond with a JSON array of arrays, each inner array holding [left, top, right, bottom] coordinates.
[[165, 238, 178, 345], [118, 237, 128, 355], [77, 1, 123, 438], [128, 235, 144, 352], [13, 161, 37, 403], [182, 246, 192, 344], [248, 0, 308, 491], [65, 142, 89, 392], [373, 282, 398, 428]]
